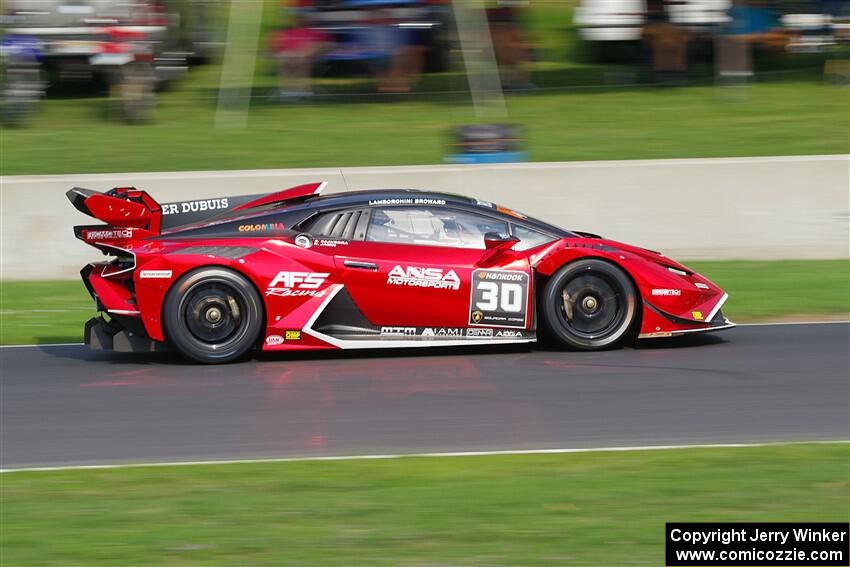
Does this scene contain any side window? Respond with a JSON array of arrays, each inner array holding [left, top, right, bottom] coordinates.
[[512, 224, 555, 251], [366, 207, 508, 249], [302, 209, 370, 240]]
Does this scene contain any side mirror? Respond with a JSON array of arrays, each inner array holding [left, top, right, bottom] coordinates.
[[483, 232, 519, 250]]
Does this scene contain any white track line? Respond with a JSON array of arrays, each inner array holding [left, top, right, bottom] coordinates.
[[2, 440, 846, 474], [1, 320, 847, 349]]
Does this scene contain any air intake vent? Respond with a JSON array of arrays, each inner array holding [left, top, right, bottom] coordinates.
[[168, 246, 257, 260]]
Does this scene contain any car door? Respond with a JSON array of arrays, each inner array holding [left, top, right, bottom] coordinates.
[[327, 206, 533, 330]]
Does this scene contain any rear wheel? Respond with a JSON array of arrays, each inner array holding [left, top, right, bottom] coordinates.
[[163, 267, 263, 363], [541, 259, 638, 350]]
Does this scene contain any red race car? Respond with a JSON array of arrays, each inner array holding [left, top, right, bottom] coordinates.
[[68, 182, 734, 363]]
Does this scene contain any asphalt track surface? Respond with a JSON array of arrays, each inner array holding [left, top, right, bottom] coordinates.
[[1, 323, 848, 469]]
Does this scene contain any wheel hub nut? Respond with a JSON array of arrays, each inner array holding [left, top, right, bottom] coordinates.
[[205, 307, 222, 323], [582, 297, 598, 312]]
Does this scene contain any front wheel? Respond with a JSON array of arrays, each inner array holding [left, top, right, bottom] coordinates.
[[162, 267, 264, 363], [540, 259, 638, 350]]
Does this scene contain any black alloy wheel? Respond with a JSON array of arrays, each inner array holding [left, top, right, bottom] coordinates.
[[541, 259, 638, 350], [163, 267, 263, 363]]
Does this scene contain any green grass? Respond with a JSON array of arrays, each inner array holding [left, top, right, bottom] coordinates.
[[1, 443, 847, 566], [2, 79, 847, 176], [687, 260, 850, 321], [0, 281, 94, 345], [0, 260, 846, 345]]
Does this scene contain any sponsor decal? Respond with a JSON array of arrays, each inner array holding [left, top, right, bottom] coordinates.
[[495, 329, 524, 338], [692, 311, 704, 320], [421, 328, 463, 338], [641, 331, 673, 338], [466, 328, 493, 337], [161, 198, 229, 216], [265, 335, 284, 346], [139, 270, 172, 279], [381, 326, 417, 336], [314, 239, 349, 248], [477, 270, 524, 282], [84, 228, 133, 240], [387, 265, 461, 291], [469, 269, 530, 328], [266, 272, 330, 297], [337, 326, 531, 342], [368, 198, 447, 206], [266, 288, 328, 298], [694, 282, 710, 289], [238, 223, 285, 232], [268, 271, 327, 288], [417, 327, 527, 340], [284, 330, 301, 340], [651, 288, 682, 296]]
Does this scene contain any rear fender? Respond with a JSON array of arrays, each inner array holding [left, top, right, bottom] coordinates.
[[133, 254, 259, 343], [133, 240, 340, 345]]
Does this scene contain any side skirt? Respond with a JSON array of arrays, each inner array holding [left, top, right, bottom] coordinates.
[[303, 286, 536, 350]]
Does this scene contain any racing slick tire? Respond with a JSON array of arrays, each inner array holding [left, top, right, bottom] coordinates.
[[163, 267, 264, 363], [541, 258, 638, 350]]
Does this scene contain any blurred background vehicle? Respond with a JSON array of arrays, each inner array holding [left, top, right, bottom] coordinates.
[[573, 0, 849, 48], [445, 123, 527, 163], [89, 27, 157, 122], [1, 0, 225, 122], [574, 0, 730, 43], [0, 34, 46, 125], [574, 0, 849, 84]]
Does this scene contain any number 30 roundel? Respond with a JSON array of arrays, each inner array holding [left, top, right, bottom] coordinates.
[[469, 269, 530, 328]]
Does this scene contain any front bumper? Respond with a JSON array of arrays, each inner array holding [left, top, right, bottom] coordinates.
[[638, 308, 736, 339]]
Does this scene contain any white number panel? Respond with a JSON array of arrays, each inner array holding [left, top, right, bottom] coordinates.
[[469, 269, 530, 328]]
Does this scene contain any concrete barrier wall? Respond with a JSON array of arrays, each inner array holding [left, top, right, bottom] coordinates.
[[1, 155, 847, 280]]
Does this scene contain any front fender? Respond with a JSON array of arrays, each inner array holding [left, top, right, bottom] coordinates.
[[532, 239, 728, 336]]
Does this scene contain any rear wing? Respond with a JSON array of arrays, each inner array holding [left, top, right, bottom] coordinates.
[[67, 182, 327, 245], [67, 186, 163, 246]]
